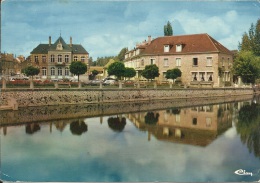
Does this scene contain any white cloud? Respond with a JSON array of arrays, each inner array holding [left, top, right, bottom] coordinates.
[[1, 1, 260, 59]]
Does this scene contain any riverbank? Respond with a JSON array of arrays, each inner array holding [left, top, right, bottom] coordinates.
[[0, 87, 254, 109], [0, 94, 255, 126]]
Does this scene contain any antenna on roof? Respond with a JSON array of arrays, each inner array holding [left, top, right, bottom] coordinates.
[[60, 29, 61, 37]]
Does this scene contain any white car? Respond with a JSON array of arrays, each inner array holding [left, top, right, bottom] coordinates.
[[103, 78, 118, 85]]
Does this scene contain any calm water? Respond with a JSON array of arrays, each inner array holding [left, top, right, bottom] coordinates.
[[1, 97, 260, 182]]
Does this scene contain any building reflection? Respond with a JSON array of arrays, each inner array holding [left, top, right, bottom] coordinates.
[[126, 103, 236, 147], [0, 100, 257, 150], [25, 123, 41, 134]]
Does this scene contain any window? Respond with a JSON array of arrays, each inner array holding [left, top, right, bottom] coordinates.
[[228, 58, 231, 66], [164, 112, 168, 123], [50, 55, 55, 62], [192, 118, 197, 125], [51, 67, 55, 76], [192, 72, 198, 81], [193, 58, 198, 66], [65, 67, 70, 76], [58, 55, 62, 63], [207, 72, 213, 81], [164, 58, 169, 67], [141, 59, 144, 66], [42, 56, 46, 63], [42, 67, 47, 76], [150, 58, 155, 65], [222, 57, 224, 67], [81, 56, 85, 62], [73, 56, 78, 61], [65, 55, 69, 63], [58, 67, 62, 76], [164, 45, 170, 52], [176, 58, 181, 67], [206, 118, 212, 127], [207, 57, 212, 66], [199, 72, 205, 81], [176, 44, 182, 52], [34, 56, 38, 63], [175, 114, 180, 123]]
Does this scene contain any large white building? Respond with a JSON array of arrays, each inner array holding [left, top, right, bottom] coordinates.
[[124, 33, 234, 87], [30, 36, 89, 80]]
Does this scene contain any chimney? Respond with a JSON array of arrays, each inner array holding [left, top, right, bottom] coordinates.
[[49, 36, 51, 46], [148, 35, 151, 44], [70, 36, 72, 47]]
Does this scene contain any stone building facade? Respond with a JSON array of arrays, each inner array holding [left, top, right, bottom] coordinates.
[[124, 34, 234, 87], [30, 36, 89, 80]]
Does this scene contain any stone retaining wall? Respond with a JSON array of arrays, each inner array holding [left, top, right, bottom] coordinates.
[[0, 95, 254, 126], [0, 88, 254, 108]]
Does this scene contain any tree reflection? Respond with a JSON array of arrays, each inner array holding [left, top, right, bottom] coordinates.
[[25, 123, 41, 135], [145, 112, 159, 125], [166, 108, 181, 114], [70, 120, 88, 135], [237, 103, 260, 157], [108, 116, 126, 132]]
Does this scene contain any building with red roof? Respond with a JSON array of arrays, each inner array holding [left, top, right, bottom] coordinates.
[[124, 33, 234, 87]]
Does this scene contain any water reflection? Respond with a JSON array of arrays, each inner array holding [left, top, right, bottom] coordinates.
[[0, 101, 244, 147], [25, 123, 41, 135], [126, 103, 233, 146], [70, 120, 88, 135], [237, 102, 260, 157], [1, 97, 260, 182], [108, 115, 126, 132]]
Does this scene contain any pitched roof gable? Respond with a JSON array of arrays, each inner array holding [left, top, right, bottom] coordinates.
[[71, 44, 89, 54], [142, 33, 232, 55], [30, 36, 89, 54], [30, 44, 49, 54], [49, 36, 71, 51]]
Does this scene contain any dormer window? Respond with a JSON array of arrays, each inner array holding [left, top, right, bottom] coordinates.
[[176, 44, 182, 52], [56, 42, 63, 50], [164, 45, 170, 52]]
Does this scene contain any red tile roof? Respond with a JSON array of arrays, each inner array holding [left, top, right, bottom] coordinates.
[[139, 33, 232, 55]]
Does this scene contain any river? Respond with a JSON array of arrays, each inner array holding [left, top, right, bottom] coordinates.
[[0, 96, 260, 182]]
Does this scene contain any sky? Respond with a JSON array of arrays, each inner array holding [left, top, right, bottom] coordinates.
[[1, 0, 260, 61]]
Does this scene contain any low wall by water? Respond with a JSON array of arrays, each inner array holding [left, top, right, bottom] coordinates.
[[0, 88, 254, 108], [0, 95, 254, 126]]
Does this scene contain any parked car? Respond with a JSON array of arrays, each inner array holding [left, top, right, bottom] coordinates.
[[89, 79, 102, 86], [103, 78, 118, 85]]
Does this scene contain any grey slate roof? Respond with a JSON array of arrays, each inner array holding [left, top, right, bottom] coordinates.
[[30, 36, 88, 54]]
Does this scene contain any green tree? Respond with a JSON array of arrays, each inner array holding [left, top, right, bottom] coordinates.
[[253, 19, 260, 56], [239, 32, 252, 51], [69, 61, 87, 82], [124, 67, 136, 79], [239, 19, 260, 56], [107, 61, 125, 80], [92, 69, 99, 76], [232, 51, 260, 84], [165, 68, 182, 81], [141, 64, 160, 81], [89, 69, 99, 80], [95, 56, 115, 66], [117, 47, 128, 61], [164, 21, 173, 36], [22, 65, 40, 78]]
